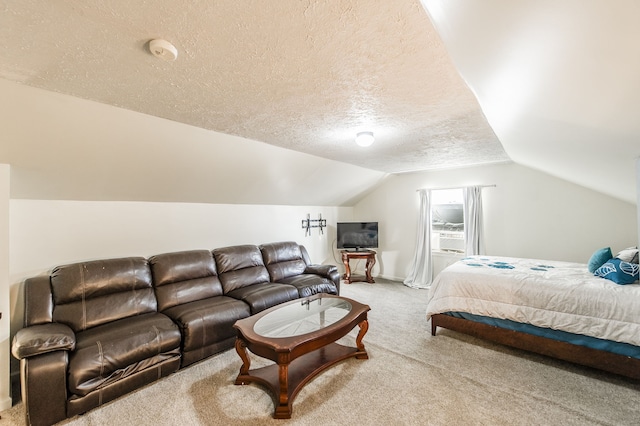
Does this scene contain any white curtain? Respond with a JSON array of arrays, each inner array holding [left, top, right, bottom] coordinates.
[[404, 189, 433, 289], [463, 186, 484, 256]]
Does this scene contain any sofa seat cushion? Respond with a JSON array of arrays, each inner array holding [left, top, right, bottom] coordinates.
[[68, 312, 181, 396], [163, 296, 250, 352], [276, 274, 338, 298], [227, 283, 299, 314]]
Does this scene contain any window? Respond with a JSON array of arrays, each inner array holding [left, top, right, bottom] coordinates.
[[431, 189, 464, 253]]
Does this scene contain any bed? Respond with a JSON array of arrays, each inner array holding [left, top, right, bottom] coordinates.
[[426, 254, 640, 379]]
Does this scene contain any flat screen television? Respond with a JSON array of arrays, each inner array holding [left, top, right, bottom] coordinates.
[[337, 222, 378, 251]]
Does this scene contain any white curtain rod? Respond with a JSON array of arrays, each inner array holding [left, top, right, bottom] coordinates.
[[416, 184, 496, 192]]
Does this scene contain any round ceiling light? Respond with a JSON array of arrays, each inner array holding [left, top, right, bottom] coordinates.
[[355, 131, 374, 147], [148, 39, 178, 62]]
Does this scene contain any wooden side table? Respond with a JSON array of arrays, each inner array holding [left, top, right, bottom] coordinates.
[[341, 250, 376, 284]]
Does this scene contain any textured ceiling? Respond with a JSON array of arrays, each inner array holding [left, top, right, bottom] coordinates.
[[0, 0, 509, 174]]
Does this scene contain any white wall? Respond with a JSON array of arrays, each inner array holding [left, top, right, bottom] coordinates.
[[355, 162, 638, 281], [0, 165, 10, 410]]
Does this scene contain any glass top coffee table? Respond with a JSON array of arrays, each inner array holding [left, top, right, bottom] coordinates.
[[233, 294, 370, 419]]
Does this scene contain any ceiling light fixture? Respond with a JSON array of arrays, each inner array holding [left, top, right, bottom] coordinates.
[[148, 39, 178, 62], [355, 131, 374, 147]]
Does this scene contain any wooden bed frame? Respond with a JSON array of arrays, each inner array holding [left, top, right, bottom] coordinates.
[[431, 313, 640, 380]]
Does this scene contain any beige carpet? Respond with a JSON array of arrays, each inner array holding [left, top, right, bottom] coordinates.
[[2, 280, 640, 425]]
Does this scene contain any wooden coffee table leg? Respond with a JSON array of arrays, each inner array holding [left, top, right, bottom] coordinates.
[[355, 319, 369, 359], [274, 363, 292, 419], [234, 338, 251, 384]]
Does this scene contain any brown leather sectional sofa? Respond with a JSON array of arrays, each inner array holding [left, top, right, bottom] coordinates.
[[11, 241, 340, 426]]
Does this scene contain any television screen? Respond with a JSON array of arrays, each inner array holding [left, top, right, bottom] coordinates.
[[337, 222, 378, 250]]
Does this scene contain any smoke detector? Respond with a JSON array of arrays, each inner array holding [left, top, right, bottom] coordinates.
[[148, 39, 178, 62]]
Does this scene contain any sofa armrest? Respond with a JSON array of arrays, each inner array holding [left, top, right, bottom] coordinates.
[[304, 264, 341, 294], [12, 323, 76, 360], [20, 350, 70, 426], [304, 264, 337, 277]]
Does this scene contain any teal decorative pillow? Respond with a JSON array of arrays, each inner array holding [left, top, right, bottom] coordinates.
[[587, 247, 612, 273], [594, 258, 639, 285]]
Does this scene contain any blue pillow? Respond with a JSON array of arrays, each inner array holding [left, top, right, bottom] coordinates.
[[594, 258, 639, 285], [587, 247, 612, 273]]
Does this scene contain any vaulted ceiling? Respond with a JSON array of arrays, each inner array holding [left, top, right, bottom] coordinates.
[[1, 1, 638, 204], [425, 0, 640, 205]]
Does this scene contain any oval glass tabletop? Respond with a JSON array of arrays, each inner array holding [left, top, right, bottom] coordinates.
[[254, 296, 352, 338]]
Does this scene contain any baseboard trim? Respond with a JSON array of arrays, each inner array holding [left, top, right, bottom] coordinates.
[[0, 395, 11, 411], [374, 274, 405, 283]]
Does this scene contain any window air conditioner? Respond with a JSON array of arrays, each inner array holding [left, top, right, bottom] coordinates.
[[439, 232, 464, 253]]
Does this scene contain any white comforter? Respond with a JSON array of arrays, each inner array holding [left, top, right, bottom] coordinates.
[[425, 256, 640, 346]]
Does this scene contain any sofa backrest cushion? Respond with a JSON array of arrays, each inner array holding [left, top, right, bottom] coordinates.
[[149, 250, 223, 311], [50, 257, 156, 332], [260, 241, 307, 282], [213, 245, 270, 293]]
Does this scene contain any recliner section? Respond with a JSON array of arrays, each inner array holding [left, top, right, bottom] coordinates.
[[214, 244, 300, 314], [148, 249, 251, 367], [11, 241, 339, 426], [261, 241, 341, 297]]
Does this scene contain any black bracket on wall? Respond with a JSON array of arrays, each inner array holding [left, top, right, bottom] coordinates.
[[302, 213, 326, 237]]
